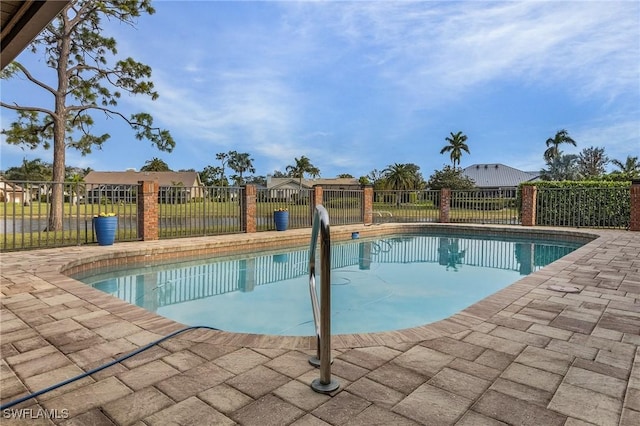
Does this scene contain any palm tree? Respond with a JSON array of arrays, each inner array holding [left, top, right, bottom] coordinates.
[[440, 131, 470, 169], [611, 155, 640, 178], [141, 157, 171, 171], [285, 156, 320, 189], [544, 129, 576, 162], [227, 151, 255, 185], [540, 154, 581, 181]]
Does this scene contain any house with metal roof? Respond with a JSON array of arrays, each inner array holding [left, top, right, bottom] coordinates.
[[83, 171, 204, 204], [462, 164, 540, 189], [266, 176, 361, 201]]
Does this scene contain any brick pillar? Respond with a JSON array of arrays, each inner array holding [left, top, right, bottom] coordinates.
[[312, 185, 323, 213], [521, 185, 537, 227], [363, 185, 373, 225], [241, 184, 257, 233], [439, 188, 451, 223], [630, 180, 640, 231], [138, 180, 159, 241]]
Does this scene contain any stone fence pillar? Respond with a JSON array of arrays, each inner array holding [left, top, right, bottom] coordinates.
[[439, 188, 451, 223], [521, 185, 537, 227], [241, 184, 257, 233], [363, 185, 373, 225], [312, 185, 324, 214], [138, 180, 159, 240]]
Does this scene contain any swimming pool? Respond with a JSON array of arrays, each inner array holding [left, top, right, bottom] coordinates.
[[76, 232, 584, 336]]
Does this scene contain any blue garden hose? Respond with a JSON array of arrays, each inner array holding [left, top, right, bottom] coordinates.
[[0, 325, 220, 410]]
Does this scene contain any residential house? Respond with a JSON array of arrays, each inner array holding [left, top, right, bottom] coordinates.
[[83, 171, 204, 204], [0, 177, 29, 205], [266, 176, 361, 201], [462, 164, 540, 195]]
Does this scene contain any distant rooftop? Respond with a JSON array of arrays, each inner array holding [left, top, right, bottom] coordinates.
[[462, 163, 540, 188]]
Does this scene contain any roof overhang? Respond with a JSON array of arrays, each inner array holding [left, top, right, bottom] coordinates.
[[1, 0, 70, 69]]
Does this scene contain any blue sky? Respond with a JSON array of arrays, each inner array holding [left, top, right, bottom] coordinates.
[[1, 1, 639, 179]]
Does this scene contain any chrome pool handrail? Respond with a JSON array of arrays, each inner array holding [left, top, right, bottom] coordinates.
[[308, 205, 339, 393]]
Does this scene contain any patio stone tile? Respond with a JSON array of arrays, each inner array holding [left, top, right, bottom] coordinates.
[[366, 363, 427, 394], [473, 389, 566, 426], [213, 347, 270, 374], [392, 345, 455, 377], [60, 409, 116, 425], [626, 388, 640, 411], [120, 346, 171, 369], [23, 364, 93, 401], [0, 343, 19, 358], [393, 383, 472, 425], [1, 328, 40, 346], [58, 334, 106, 355], [462, 331, 526, 356], [563, 418, 598, 426], [455, 410, 509, 425], [595, 349, 635, 371], [620, 409, 640, 426], [34, 318, 83, 338], [312, 391, 370, 425], [490, 326, 551, 347], [93, 321, 143, 340], [489, 378, 553, 406], [572, 357, 630, 381], [338, 346, 402, 369], [50, 307, 91, 320], [67, 339, 139, 368], [564, 366, 627, 398], [41, 376, 131, 418], [428, 367, 490, 400], [545, 339, 598, 360], [155, 360, 235, 401], [198, 383, 254, 414], [117, 360, 180, 390], [12, 336, 49, 353], [501, 363, 562, 393], [187, 342, 238, 361], [474, 348, 516, 371], [514, 346, 572, 375], [265, 350, 315, 378], [233, 394, 304, 426], [11, 352, 71, 379], [226, 365, 290, 399], [448, 358, 502, 381], [344, 404, 419, 426], [45, 327, 99, 348], [273, 379, 331, 411], [549, 316, 597, 334], [162, 349, 206, 372], [420, 336, 485, 361], [144, 395, 234, 426], [548, 383, 621, 426], [330, 358, 370, 382], [102, 386, 174, 425], [345, 376, 404, 409]]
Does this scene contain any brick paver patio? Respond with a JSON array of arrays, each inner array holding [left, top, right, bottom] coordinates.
[[1, 224, 639, 425]]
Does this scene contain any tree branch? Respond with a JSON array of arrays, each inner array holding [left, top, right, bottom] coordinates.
[[10, 62, 57, 96], [0, 101, 55, 117]]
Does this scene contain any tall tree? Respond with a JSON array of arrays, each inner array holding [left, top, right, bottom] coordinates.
[[427, 166, 475, 190], [285, 156, 320, 189], [2, 158, 51, 181], [0, 0, 174, 231], [382, 163, 422, 191], [215, 152, 229, 184], [440, 131, 470, 169], [541, 154, 581, 181], [544, 129, 576, 162], [140, 157, 171, 172], [611, 155, 640, 178], [227, 151, 255, 185], [577, 146, 609, 178]]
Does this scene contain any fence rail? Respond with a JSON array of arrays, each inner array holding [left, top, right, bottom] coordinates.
[[536, 187, 630, 229], [0, 180, 636, 251]]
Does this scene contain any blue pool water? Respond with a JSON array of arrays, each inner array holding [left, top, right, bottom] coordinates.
[[76, 234, 583, 335]]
